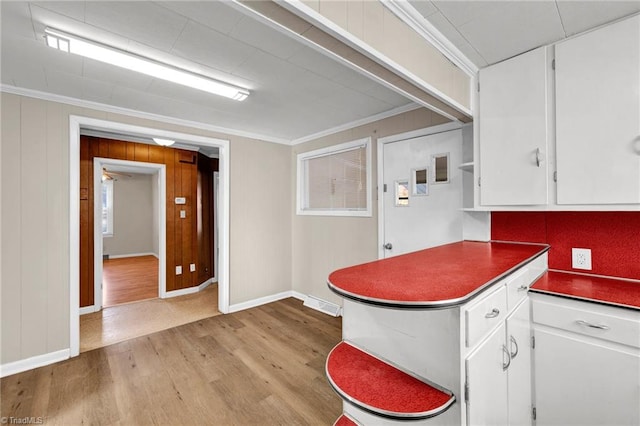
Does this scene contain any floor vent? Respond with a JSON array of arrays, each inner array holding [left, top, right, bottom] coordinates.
[[303, 295, 342, 317]]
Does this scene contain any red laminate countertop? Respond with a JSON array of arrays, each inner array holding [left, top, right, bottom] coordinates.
[[328, 241, 549, 308], [531, 270, 640, 310]]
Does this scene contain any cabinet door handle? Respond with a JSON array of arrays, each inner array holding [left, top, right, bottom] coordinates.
[[509, 335, 519, 359], [485, 308, 500, 318], [576, 320, 610, 330], [502, 345, 511, 371], [535, 148, 543, 167], [517, 284, 528, 292]]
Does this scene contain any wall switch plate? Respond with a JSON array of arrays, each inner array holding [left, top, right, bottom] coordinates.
[[572, 248, 592, 270], [180, 210, 186, 219], [176, 265, 182, 275], [190, 263, 196, 272], [175, 197, 186, 204]]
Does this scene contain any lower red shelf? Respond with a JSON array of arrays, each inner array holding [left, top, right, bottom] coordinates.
[[326, 341, 455, 420], [334, 414, 358, 426]]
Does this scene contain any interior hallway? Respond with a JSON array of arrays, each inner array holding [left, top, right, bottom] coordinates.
[[81, 284, 219, 353]]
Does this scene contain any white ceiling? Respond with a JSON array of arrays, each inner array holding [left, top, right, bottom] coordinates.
[[408, 0, 640, 67], [3, 1, 639, 144], [0, 1, 414, 143]]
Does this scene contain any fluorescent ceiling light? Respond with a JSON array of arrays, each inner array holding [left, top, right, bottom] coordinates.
[[44, 27, 250, 101], [153, 138, 175, 147]]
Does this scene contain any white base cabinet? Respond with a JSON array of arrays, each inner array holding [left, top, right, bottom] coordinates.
[[465, 322, 509, 425], [531, 294, 640, 425], [340, 254, 547, 425], [466, 298, 533, 426], [506, 299, 533, 426]]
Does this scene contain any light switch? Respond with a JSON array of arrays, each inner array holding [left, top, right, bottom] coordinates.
[[175, 265, 182, 275], [190, 263, 196, 272], [175, 197, 186, 204], [180, 210, 186, 219]]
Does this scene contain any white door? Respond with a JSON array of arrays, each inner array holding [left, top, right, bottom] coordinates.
[[382, 129, 463, 258]]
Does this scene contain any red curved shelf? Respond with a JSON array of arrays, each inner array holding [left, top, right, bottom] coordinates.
[[326, 341, 455, 420]]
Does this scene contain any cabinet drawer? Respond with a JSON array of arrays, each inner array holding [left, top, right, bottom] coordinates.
[[506, 268, 529, 311], [466, 285, 508, 348], [532, 297, 640, 348]]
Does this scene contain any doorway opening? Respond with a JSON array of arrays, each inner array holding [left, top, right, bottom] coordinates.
[[70, 116, 231, 357], [96, 160, 164, 308]]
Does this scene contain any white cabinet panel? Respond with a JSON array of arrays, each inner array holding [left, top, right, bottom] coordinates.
[[479, 46, 550, 205], [506, 300, 532, 426], [556, 15, 640, 204], [466, 322, 509, 426], [533, 328, 640, 426]]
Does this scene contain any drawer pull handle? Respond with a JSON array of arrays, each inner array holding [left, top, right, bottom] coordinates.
[[576, 320, 610, 330], [502, 345, 511, 371], [509, 335, 519, 359], [485, 308, 500, 319], [517, 285, 528, 292]]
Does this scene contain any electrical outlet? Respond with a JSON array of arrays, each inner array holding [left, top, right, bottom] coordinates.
[[176, 265, 182, 275], [190, 263, 196, 272], [572, 248, 592, 270]]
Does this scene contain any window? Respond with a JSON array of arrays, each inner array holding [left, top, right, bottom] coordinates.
[[297, 137, 372, 216], [432, 153, 450, 184], [102, 179, 114, 236]]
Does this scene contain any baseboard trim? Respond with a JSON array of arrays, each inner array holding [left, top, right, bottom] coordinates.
[[198, 278, 214, 291], [164, 286, 199, 298], [228, 290, 298, 313], [79, 305, 97, 315], [164, 278, 214, 299], [106, 252, 156, 259], [291, 291, 306, 301], [1, 349, 70, 378]]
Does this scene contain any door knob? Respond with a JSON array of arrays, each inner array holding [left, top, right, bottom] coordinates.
[[383, 243, 393, 250]]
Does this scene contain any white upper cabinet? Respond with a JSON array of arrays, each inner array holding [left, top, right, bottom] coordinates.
[[478, 46, 550, 206], [555, 15, 640, 205]]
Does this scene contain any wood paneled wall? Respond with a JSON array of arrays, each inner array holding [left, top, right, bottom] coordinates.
[[197, 153, 219, 284], [79, 136, 217, 307]]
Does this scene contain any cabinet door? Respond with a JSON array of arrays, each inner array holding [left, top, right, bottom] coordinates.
[[506, 300, 532, 426], [479, 46, 549, 206], [533, 328, 640, 425], [556, 15, 640, 204], [466, 323, 508, 425]]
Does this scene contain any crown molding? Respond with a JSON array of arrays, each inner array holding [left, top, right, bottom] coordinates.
[[291, 103, 422, 145], [383, 0, 479, 77], [0, 84, 291, 145]]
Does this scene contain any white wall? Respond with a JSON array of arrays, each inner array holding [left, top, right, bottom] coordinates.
[[103, 174, 154, 257], [0, 93, 292, 366], [291, 107, 451, 306]]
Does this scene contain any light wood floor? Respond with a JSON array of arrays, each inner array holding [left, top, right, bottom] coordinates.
[[81, 284, 220, 353], [2, 298, 343, 425], [103, 255, 159, 307]]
